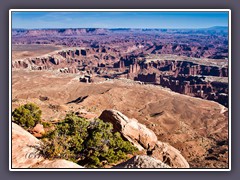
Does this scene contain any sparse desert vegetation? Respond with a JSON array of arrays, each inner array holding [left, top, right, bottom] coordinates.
[[40, 113, 137, 168], [12, 103, 138, 168], [12, 103, 42, 129]]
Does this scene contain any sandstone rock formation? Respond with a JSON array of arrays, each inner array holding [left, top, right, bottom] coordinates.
[[152, 141, 190, 168], [11, 45, 228, 107], [31, 159, 83, 168], [31, 124, 45, 138], [12, 122, 83, 168], [114, 155, 170, 168], [99, 109, 157, 151], [12, 28, 228, 60], [99, 109, 189, 168]]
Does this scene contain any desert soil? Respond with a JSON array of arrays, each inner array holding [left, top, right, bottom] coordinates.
[[12, 69, 229, 168], [12, 44, 64, 60]]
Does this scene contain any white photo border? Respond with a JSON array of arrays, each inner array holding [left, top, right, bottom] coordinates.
[[9, 9, 231, 171]]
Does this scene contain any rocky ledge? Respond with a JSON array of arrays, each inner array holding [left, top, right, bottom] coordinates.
[[114, 155, 170, 168], [11, 122, 83, 168], [12, 109, 189, 169], [99, 109, 189, 168]]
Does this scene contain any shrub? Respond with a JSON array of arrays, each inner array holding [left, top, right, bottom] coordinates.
[[41, 113, 137, 167], [41, 121, 52, 128], [12, 103, 42, 129]]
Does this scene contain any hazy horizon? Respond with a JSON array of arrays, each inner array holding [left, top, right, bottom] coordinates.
[[12, 26, 228, 30], [12, 12, 229, 29]]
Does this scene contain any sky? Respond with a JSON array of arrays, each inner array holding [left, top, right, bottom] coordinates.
[[12, 11, 229, 29]]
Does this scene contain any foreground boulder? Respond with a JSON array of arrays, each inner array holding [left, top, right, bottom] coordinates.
[[152, 141, 190, 168], [31, 123, 45, 138], [114, 155, 170, 168], [12, 122, 83, 168], [99, 109, 157, 151], [32, 124, 45, 134], [99, 109, 190, 168], [31, 159, 83, 168]]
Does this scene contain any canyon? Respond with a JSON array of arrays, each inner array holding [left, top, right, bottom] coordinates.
[[12, 44, 228, 106], [11, 27, 229, 168]]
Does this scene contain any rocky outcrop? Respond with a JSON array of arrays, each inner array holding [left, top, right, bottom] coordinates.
[[31, 124, 45, 138], [32, 124, 45, 134], [135, 73, 157, 84], [99, 109, 157, 151], [152, 141, 190, 168], [129, 62, 140, 74], [159, 74, 228, 107], [31, 159, 83, 168], [154, 60, 228, 77], [99, 110, 189, 168], [12, 27, 228, 60], [113, 155, 170, 168], [12, 122, 83, 168], [79, 74, 93, 83]]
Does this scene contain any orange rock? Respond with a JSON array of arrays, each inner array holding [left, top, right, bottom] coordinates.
[[99, 109, 158, 151], [32, 124, 45, 134]]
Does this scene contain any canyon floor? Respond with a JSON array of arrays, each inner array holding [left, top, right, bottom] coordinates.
[[12, 69, 229, 168]]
